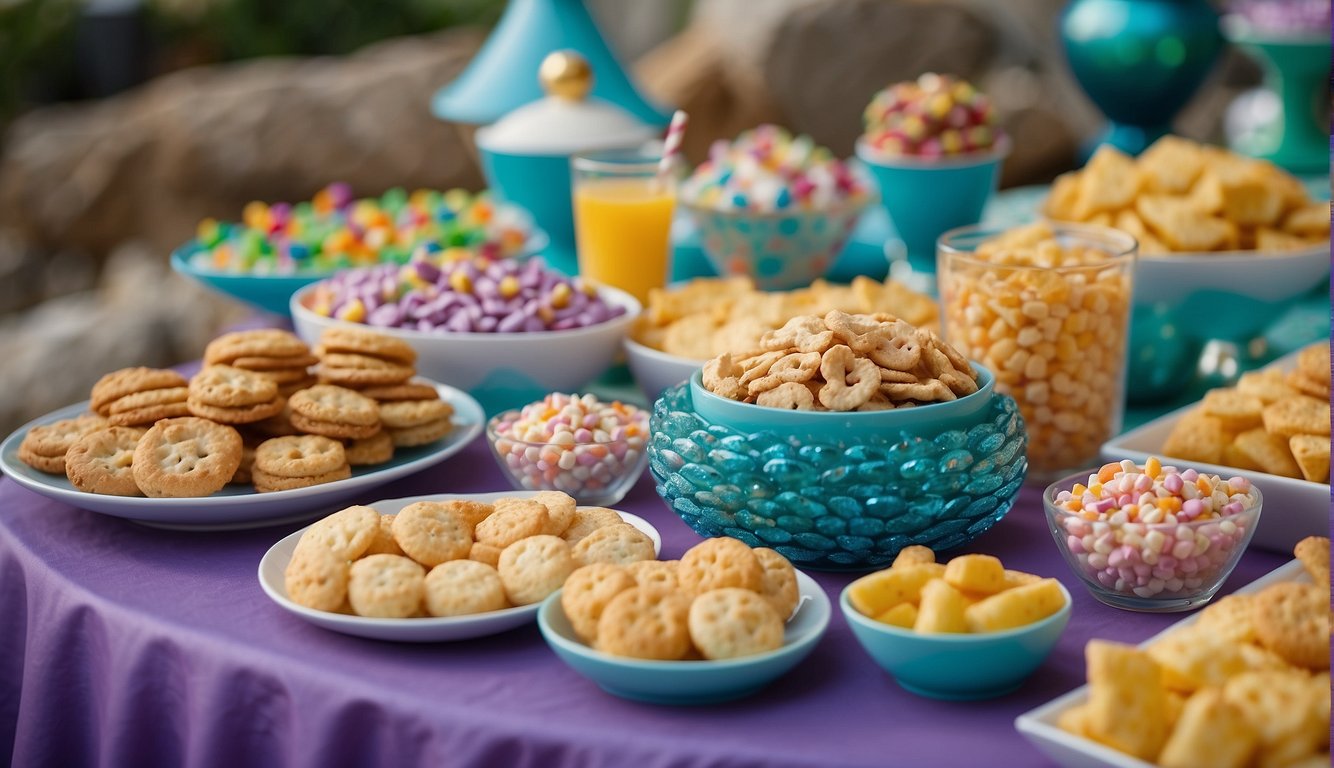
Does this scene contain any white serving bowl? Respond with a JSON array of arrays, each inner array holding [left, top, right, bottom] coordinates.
[[622, 336, 703, 403], [292, 282, 640, 415]]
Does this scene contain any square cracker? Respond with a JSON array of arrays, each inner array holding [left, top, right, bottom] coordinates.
[[1084, 640, 1170, 761], [1074, 145, 1141, 219], [1157, 688, 1257, 768], [1201, 389, 1265, 431], [1233, 428, 1302, 478], [1162, 409, 1228, 466], [1256, 227, 1319, 252], [1137, 135, 1205, 194], [1261, 396, 1329, 438], [1236, 370, 1300, 404], [1137, 194, 1235, 252], [1044, 172, 1082, 221], [1288, 435, 1330, 483], [1281, 202, 1331, 238]]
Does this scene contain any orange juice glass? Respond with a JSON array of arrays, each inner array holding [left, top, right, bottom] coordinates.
[[572, 149, 675, 305]]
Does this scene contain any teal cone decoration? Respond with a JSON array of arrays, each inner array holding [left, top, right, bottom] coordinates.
[[1061, 0, 1224, 156]]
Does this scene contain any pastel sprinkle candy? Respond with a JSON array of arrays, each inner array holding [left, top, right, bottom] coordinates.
[[863, 73, 1001, 158]]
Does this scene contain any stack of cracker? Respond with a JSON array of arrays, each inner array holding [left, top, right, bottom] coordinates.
[[1059, 536, 1330, 768], [1045, 136, 1329, 254], [250, 434, 351, 492], [204, 330, 318, 397], [91, 368, 190, 427], [187, 365, 286, 425], [1162, 342, 1330, 482]]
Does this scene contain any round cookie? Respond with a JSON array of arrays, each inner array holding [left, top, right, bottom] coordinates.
[[561, 563, 637, 642], [228, 354, 320, 371], [297, 505, 379, 561], [677, 537, 764, 598], [497, 534, 576, 606], [363, 513, 405, 557], [317, 327, 417, 365], [64, 427, 145, 496], [474, 499, 549, 549], [255, 435, 347, 478], [356, 381, 440, 402], [289, 385, 380, 426], [290, 412, 382, 440], [560, 506, 624, 545], [107, 386, 189, 414], [438, 499, 493, 530], [189, 364, 279, 407], [386, 418, 452, 447], [187, 397, 286, 425], [530, 491, 576, 536], [284, 544, 350, 612], [231, 443, 257, 485], [596, 587, 692, 660], [378, 399, 454, 429], [110, 401, 193, 427], [687, 587, 785, 660], [1252, 582, 1330, 670], [424, 560, 509, 617], [205, 329, 311, 365], [251, 464, 351, 492], [343, 431, 395, 466], [18, 414, 109, 474], [753, 547, 801, 619], [348, 554, 425, 618], [623, 559, 680, 592], [468, 542, 503, 568], [131, 417, 242, 498], [571, 523, 656, 567], [90, 368, 187, 416], [392, 501, 474, 567]]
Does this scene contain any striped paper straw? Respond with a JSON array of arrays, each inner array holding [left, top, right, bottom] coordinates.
[[658, 109, 689, 178]]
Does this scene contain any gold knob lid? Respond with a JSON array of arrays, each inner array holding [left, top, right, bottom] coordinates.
[[539, 50, 593, 101]]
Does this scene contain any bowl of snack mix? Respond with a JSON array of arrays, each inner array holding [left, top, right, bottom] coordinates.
[[486, 393, 649, 507], [855, 73, 1008, 275], [679, 125, 875, 291], [841, 546, 1071, 700], [172, 184, 545, 317], [1044, 458, 1262, 612], [648, 311, 1028, 571], [536, 537, 832, 705], [623, 275, 938, 402], [291, 254, 639, 414], [1041, 136, 1331, 399]]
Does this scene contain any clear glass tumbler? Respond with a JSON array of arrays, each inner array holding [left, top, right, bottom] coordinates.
[[937, 223, 1137, 480]]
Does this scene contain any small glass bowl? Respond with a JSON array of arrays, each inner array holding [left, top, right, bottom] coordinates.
[[1043, 470, 1262, 613], [486, 412, 649, 507]]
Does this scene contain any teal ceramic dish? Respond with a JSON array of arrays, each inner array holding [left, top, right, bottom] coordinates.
[[684, 195, 873, 291], [649, 365, 1027, 571], [840, 580, 1071, 700], [855, 139, 1007, 274], [537, 569, 831, 705]]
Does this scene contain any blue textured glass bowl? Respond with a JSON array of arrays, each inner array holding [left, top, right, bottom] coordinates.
[[648, 368, 1029, 571]]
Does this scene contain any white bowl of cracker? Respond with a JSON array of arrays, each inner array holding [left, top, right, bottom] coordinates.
[[536, 537, 832, 705]]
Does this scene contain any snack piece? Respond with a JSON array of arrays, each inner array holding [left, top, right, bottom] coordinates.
[[560, 506, 624, 545], [892, 545, 936, 569], [596, 587, 692, 661], [846, 563, 946, 617], [18, 415, 109, 474], [1201, 389, 1265, 431], [1083, 640, 1170, 761], [254, 435, 347, 479], [570, 523, 656, 567], [496, 534, 575, 606], [752, 547, 800, 619], [1223, 670, 1325, 765], [1162, 411, 1229, 466], [1261, 396, 1330, 438], [943, 554, 1006, 595], [962, 579, 1065, 633], [317, 352, 416, 388], [251, 464, 351, 492], [284, 543, 350, 612], [295, 505, 380, 561], [623, 559, 679, 592], [1196, 594, 1258, 644], [875, 602, 918, 629], [914, 578, 969, 633], [392, 501, 474, 567], [1075, 145, 1141, 219], [189, 364, 279, 408], [1232, 428, 1302, 479], [317, 326, 417, 366], [560, 563, 637, 642], [342, 431, 395, 466], [64, 427, 145, 496], [1251, 581, 1330, 670], [528, 491, 576, 535], [288, 384, 381, 440], [131, 417, 242, 498], [1157, 688, 1257, 768], [687, 587, 784, 660], [106, 386, 191, 427], [468, 542, 502, 569], [676, 537, 764, 597], [90, 368, 188, 417], [1293, 536, 1329, 585], [1147, 628, 1249, 692], [1289, 435, 1330, 483], [205, 329, 311, 365], [385, 417, 453, 447], [424, 560, 508, 617], [474, 499, 549, 549], [363, 513, 405, 557], [347, 554, 425, 618]]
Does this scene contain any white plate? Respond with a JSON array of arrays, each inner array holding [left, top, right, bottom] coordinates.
[[257, 490, 662, 642], [1015, 559, 1308, 768], [1101, 349, 1327, 554], [0, 381, 483, 530]]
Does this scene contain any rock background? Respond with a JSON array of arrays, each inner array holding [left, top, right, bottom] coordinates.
[[0, 0, 1261, 434]]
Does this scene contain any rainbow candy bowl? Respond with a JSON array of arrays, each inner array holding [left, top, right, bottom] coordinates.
[[648, 366, 1028, 571]]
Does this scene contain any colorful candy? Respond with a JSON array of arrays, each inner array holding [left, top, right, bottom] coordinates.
[[490, 393, 648, 500], [679, 124, 871, 213], [189, 184, 536, 275], [306, 254, 625, 334], [1053, 459, 1258, 599], [862, 73, 1002, 159]]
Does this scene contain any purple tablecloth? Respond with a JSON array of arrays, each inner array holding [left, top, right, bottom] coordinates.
[[0, 440, 1288, 768]]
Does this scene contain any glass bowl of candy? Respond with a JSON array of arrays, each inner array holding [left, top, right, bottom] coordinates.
[[171, 184, 545, 316], [679, 125, 875, 291], [290, 256, 639, 414], [1043, 458, 1262, 613], [648, 323, 1028, 572], [486, 394, 649, 507]]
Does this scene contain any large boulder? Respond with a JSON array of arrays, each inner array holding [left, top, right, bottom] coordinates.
[[0, 28, 486, 258]]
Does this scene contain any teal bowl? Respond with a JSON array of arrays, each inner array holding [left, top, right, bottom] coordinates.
[[171, 246, 322, 317], [650, 364, 1028, 571], [537, 569, 831, 705], [855, 139, 1006, 272], [840, 580, 1071, 700], [477, 147, 579, 276]]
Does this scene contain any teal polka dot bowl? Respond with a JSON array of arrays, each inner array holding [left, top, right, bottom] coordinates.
[[648, 365, 1027, 571], [683, 197, 873, 291]]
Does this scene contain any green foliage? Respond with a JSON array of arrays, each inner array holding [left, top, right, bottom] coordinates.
[[0, 0, 79, 119]]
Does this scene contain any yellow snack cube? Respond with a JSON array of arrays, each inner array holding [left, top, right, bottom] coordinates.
[[1084, 640, 1171, 761], [914, 578, 969, 634], [1159, 688, 1258, 768], [1001, 569, 1042, 591], [875, 602, 918, 629], [846, 563, 945, 618], [1147, 628, 1249, 693], [963, 578, 1066, 632], [891, 545, 935, 569], [943, 554, 1006, 595]]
